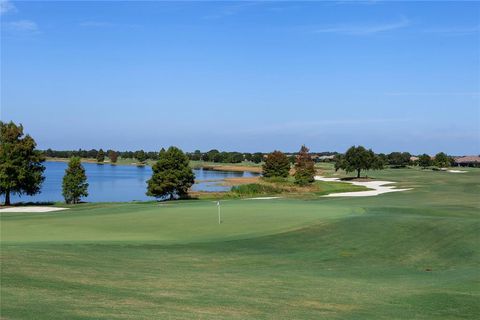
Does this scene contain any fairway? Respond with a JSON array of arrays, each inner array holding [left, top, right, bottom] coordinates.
[[1, 168, 480, 319]]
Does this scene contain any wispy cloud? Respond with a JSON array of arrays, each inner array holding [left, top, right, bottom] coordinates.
[[1, 1, 39, 35], [5, 19, 39, 33], [0, 0, 16, 15], [422, 25, 480, 36], [314, 16, 410, 35]]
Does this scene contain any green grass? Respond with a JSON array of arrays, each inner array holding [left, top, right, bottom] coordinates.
[[1, 168, 479, 319]]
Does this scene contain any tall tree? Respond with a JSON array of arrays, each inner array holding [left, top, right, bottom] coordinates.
[[335, 146, 382, 178], [62, 157, 89, 204], [434, 152, 450, 168], [107, 150, 118, 163], [147, 146, 195, 200], [135, 150, 147, 164], [0, 121, 46, 206], [294, 145, 315, 185], [263, 150, 290, 178], [97, 149, 105, 163], [418, 154, 432, 169]]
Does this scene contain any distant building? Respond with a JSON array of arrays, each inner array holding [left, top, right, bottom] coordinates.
[[312, 155, 335, 162], [453, 156, 480, 167], [410, 156, 419, 162], [319, 155, 335, 161]]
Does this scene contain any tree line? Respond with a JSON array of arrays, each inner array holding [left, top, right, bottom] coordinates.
[[0, 121, 460, 205], [43, 148, 339, 165], [44, 148, 154, 164], [43, 148, 265, 164]]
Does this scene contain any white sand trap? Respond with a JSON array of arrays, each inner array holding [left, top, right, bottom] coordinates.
[[448, 170, 467, 173], [244, 197, 281, 200], [315, 176, 411, 197], [0, 206, 69, 213]]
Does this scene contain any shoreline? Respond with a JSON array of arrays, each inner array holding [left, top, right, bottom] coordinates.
[[45, 158, 263, 173]]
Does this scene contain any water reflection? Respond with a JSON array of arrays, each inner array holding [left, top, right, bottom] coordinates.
[[5, 162, 259, 203]]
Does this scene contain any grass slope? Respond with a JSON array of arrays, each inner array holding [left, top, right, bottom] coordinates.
[[1, 168, 479, 319]]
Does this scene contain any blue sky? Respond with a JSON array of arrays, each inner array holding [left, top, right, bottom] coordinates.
[[1, 0, 479, 155]]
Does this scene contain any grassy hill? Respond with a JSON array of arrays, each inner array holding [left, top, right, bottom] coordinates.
[[1, 167, 479, 319]]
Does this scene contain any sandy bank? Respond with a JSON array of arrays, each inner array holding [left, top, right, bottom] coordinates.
[[0, 206, 69, 213], [314, 176, 412, 197]]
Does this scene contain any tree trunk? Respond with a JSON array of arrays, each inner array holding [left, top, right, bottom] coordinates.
[[357, 169, 361, 178], [4, 189, 11, 206]]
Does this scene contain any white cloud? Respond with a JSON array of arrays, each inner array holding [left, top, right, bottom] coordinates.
[[314, 16, 410, 35], [0, 0, 16, 15], [5, 19, 39, 32]]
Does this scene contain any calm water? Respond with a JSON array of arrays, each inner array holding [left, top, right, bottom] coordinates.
[[5, 161, 259, 203]]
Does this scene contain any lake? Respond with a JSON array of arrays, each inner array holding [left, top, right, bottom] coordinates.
[[5, 161, 259, 203]]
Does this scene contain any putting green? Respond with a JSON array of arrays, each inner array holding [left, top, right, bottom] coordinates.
[[1, 199, 356, 244]]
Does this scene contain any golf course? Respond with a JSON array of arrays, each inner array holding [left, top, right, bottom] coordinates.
[[1, 166, 479, 319]]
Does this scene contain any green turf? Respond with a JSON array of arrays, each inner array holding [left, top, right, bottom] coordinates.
[[1, 167, 479, 319]]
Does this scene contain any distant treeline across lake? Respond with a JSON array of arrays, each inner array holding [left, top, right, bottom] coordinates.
[[4, 162, 259, 203]]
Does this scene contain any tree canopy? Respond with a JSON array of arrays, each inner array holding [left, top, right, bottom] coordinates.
[[146, 146, 195, 200], [335, 146, 383, 178], [97, 149, 105, 163], [294, 145, 315, 185], [434, 152, 451, 168], [107, 150, 118, 163], [135, 150, 147, 164], [418, 154, 432, 169], [0, 121, 45, 205], [387, 152, 411, 167], [262, 151, 290, 178], [251, 152, 264, 164], [62, 157, 89, 204]]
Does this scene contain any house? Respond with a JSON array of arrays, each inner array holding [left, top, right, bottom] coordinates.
[[317, 155, 335, 162], [453, 156, 480, 167]]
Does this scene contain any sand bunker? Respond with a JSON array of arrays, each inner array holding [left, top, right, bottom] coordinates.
[[0, 206, 69, 213], [447, 170, 467, 173], [315, 176, 411, 197]]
